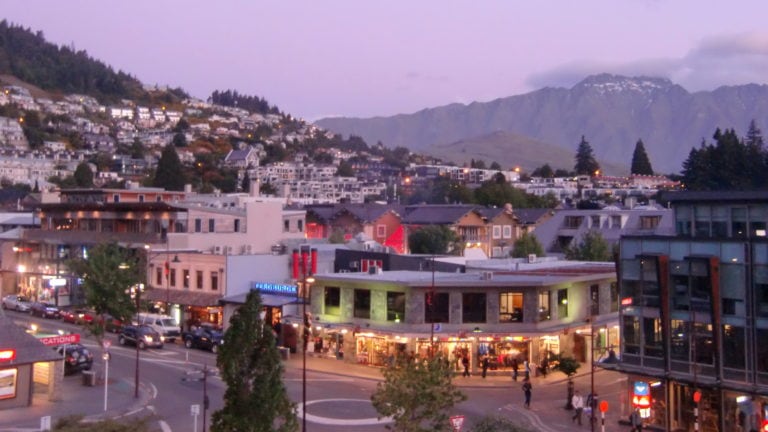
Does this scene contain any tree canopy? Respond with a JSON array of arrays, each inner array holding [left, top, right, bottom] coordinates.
[[408, 225, 458, 255], [371, 353, 466, 432], [511, 232, 544, 258], [574, 135, 600, 176], [153, 144, 187, 191], [564, 230, 612, 262], [212, 291, 297, 432], [630, 139, 654, 175], [73, 162, 94, 187]]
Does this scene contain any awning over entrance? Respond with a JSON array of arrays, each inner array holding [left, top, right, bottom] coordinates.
[[142, 289, 222, 307], [219, 291, 298, 307]]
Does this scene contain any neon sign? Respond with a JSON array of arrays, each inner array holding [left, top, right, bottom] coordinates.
[[251, 282, 297, 296], [632, 381, 651, 418]]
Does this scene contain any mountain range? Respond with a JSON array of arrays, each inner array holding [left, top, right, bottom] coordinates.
[[315, 74, 768, 174]]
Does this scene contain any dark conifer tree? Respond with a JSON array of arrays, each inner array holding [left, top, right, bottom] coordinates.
[[630, 139, 654, 175], [153, 145, 186, 191], [574, 135, 600, 176]]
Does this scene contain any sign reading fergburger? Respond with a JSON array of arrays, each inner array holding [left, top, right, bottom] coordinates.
[[38, 334, 80, 346]]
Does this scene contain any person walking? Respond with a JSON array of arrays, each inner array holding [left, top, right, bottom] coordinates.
[[462, 353, 470, 377], [572, 390, 584, 425], [481, 355, 489, 378], [522, 379, 532, 409], [524, 360, 531, 380], [629, 408, 642, 431], [511, 358, 519, 381]]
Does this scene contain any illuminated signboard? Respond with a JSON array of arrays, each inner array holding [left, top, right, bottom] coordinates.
[[251, 282, 297, 297], [38, 334, 81, 346], [632, 381, 652, 419]]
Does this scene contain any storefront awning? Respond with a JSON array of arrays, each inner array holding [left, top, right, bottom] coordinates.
[[219, 291, 298, 307], [142, 289, 222, 307]]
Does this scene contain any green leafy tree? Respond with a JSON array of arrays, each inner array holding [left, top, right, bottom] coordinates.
[[73, 162, 94, 187], [553, 355, 581, 409], [630, 139, 654, 175], [67, 242, 140, 343], [371, 353, 466, 432], [470, 415, 533, 432], [511, 232, 544, 258], [153, 144, 187, 191], [212, 291, 297, 432], [531, 164, 554, 178], [53, 415, 158, 432], [408, 225, 458, 255], [574, 135, 600, 176], [564, 230, 612, 261]]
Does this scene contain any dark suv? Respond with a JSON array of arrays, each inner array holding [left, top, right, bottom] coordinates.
[[30, 302, 60, 319], [54, 343, 94, 375], [118, 325, 164, 349]]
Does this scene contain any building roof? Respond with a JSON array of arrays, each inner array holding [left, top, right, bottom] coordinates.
[[305, 203, 404, 224], [513, 208, 553, 226], [661, 190, 768, 203], [402, 204, 484, 225], [0, 315, 61, 366]]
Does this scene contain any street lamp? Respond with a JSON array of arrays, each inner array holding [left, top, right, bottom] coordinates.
[[297, 245, 315, 432]]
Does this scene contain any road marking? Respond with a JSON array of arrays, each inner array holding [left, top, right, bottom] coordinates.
[[501, 403, 560, 432], [158, 420, 172, 432], [295, 398, 392, 426]]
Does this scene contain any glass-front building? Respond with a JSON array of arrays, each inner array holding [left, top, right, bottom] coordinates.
[[617, 191, 768, 431]]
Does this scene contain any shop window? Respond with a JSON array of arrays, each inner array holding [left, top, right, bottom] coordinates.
[[387, 292, 405, 322], [196, 271, 203, 290], [538, 291, 551, 321], [182, 270, 190, 289], [499, 292, 523, 323], [670, 319, 689, 361], [425, 292, 449, 323], [722, 325, 745, 370], [623, 315, 640, 355], [325, 287, 341, 316], [643, 318, 663, 358], [354, 289, 371, 319], [557, 289, 568, 318], [756, 328, 768, 373], [211, 272, 218, 291], [462, 293, 486, 323], [170, 269, 176, 287]]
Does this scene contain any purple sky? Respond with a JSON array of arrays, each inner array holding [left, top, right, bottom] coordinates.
[[4, 1, 768, 120]]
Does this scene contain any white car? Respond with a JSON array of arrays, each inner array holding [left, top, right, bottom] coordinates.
[[2, 294, 32, 312]]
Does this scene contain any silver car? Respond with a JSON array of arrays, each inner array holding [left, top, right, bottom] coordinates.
[[2, 294, 31, 312]]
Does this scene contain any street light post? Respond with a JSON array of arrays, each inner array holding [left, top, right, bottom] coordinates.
[[298, 246, 315, 432], [134, 282, 141, 398]]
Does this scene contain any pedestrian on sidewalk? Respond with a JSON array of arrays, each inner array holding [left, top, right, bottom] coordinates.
[[629, 408, 642, 431], [571, 390, 584, 425], [522, 379, 532, 409], [462, 353, 470, 377], [524, 360, 531, 380], [481, 356, 489, 378], [511, 358, 519, 381]]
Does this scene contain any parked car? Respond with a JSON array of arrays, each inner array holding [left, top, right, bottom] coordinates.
[[61, 308, 95, 324], [1, 294, 31, 312], [30, 302, 60, 319], [54, 343, 93, 375], [182, 325, 224, 353], [99, 313, 124, 333], [134, 313, 180, 343], [118, 325, 164, 349]]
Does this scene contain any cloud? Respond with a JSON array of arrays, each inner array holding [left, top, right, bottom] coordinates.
[[526, 32, 768, 92]]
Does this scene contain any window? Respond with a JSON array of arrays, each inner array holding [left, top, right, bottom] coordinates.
[[693, 322, 714, 365], [564, 216, 583, 229], [387, 292, 406, 322], [670, 319, 689, 361], [377, 225, 387, 238], [211, 272, 219, 291], [138, 195, 145, 203], [353, 289, 371, 319], [234, 219, 240, 233], [113, 194, 120, 203], [425, 292, 450, 323], [538, 291, 551, 321], [591, 215, 601, 228], [194, 219, 202, 233], [283, 220, 289, 232], [590, 284, 599, 316], [462, 293, 486, 323], [208, 219, 215, 232], [643, 318, 663, 357], [757, 328, 768, 373], [155, 267, 162, 286], [499, 292, 523, 322], [557, 289, 568, 318], [196, 271, 203, 290], [694, 205, 711, 237], [609, 282, 618, 312], [639, 216, 660, 230], [324, 287, 341, 316], [722, 325, 745, 369], [492, 226, 501, 239], [298, 220, 303, 232], [675, 205, 691, 236], [623, 315, 640, 355], [182, 270, 190, 289], [611, 215, 622, 228], [170, 269, 176, 287], [732, 207, 747, 238], [502, 225, 512, 239]]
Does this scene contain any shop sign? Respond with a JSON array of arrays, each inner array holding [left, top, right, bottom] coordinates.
[[632, 381, 651, 419], [251, 282, 297, 296], [38, 334, 80, 346]]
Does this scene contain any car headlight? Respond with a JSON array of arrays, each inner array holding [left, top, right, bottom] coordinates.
[[144, 335, 153, 342]]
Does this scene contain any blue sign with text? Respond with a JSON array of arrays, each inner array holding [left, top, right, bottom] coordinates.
[[251, 282, 297, 296]]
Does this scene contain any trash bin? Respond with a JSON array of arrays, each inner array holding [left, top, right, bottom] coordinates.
[[82, 371, 96, 387], [278, 347, 290, 360]]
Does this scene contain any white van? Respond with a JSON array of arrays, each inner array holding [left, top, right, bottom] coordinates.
[[135, 313, 180, 342]]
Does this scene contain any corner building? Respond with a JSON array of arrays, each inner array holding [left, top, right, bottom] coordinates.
[[617, 191, 768, 431]]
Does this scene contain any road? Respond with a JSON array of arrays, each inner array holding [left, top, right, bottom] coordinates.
[[7, 309, 631, 432]]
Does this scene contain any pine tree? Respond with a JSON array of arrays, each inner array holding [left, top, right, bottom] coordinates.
[[73, 162, 94, 187], [574, 136, 600, 176], [153, 144, 187, 191], [211, 291, 297, 432], [630, 139, 654, 175], [371, 353, 466, 432]]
